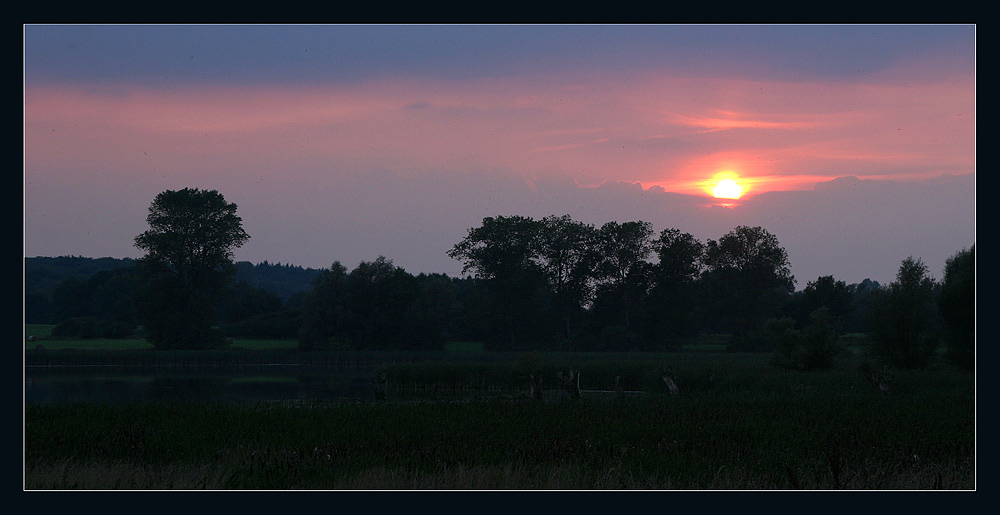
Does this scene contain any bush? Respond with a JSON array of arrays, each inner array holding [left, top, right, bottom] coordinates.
[[728, 329, 771, 353], [222, 309, 300, 339], [770, 308, 842, 371], [597, 325, 632, 351], [95, 320, 137, 339], [50, 317, 136, 339], [768, 317, 803, 369], [799, 308, 843, 370], [51, 317, 97, 339]]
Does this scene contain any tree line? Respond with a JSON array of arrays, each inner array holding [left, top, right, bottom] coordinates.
[[26, 189, 975, 370], [25, 257, 320, 325]]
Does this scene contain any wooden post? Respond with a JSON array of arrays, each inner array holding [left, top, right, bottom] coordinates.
[[529, 374, 543, 401], [561, 369, 581, 399], [373, 372, 388, 401], [660, 366, 679, 396]]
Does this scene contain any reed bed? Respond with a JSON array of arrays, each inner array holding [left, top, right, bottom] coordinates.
[[24, 351, 974, 490]]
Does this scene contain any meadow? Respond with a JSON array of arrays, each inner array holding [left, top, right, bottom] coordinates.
[[23, 327, 975, 490]]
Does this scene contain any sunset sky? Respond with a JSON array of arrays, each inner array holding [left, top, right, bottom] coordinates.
[[23, 24, 976, 287]]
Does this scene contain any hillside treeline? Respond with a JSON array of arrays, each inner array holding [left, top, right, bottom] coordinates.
[[24, 216, 974, 369], [25, 257, 319, 329]]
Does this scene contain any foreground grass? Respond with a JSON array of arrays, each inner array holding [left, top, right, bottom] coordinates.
[[25, 359, 974, 490]]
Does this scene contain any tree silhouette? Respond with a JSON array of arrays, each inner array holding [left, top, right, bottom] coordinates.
[[702, 225, 794, 349], [536, 215, 599, 342], [298, 261, 352, 350], [134, 188, 249, 349], [594, 221, 654, 347], [447, 216, 549, 350], [866, 256, 939, 369], [347, 257, 438, 350], [788, 275, 854, 328], [645, 228, 705, 345], [939, 245, 975, 370]]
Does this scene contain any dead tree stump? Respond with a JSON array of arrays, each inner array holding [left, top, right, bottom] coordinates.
[[660, 366, 679, 396], [560, 369, 581, 399], [529, 374, 543, 401]]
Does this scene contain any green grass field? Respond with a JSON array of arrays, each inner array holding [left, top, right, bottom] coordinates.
[[23, 331, 974, 490], [25, 375, 974, 489]]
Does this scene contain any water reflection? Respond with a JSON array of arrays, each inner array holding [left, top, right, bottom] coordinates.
[[24, 366, 379, 405]]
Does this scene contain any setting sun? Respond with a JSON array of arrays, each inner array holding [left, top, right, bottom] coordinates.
[[713, 179, 743, 199]]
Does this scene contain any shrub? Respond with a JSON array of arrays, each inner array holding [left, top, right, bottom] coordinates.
[[799, 308, 843, 370], [51, 317, 97, 339], [222, 309, 300, 339], [768, 317, 802, 369], [866, 257, 939, 369], [770, 308, 842, 371]]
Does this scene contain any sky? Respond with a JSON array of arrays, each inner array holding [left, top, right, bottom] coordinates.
[[23, 24, 976, 287]]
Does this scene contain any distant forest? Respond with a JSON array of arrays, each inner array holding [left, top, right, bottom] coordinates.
[[22, 218, 974, 371], [26, 256, 322, 302], [24, 248, 880, 351], [25, 256, 321, 325]]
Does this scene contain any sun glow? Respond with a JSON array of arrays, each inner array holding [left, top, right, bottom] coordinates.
[[712, 178, 743, 199]]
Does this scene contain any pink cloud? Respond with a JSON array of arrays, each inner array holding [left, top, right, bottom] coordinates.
[[24, 66, 974, 196]]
